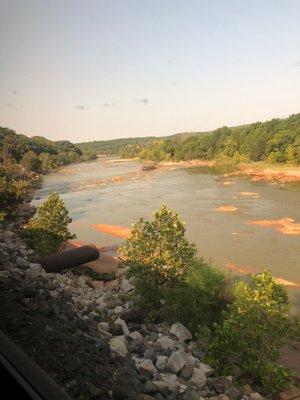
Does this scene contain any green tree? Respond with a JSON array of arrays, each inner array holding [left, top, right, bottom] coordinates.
[[206, 271, 299, 393], [119, 205, 197, 315], [39, 152, 56, 172], [24, 192, 76, 256], [285, 144, 297, 165], [0, 161, 29, 221], [21, 150, 42, 172]]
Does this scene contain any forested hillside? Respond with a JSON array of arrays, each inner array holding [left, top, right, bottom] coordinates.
[[77, 136, 155, 156], [0, 126, 96, 221], [80, 113, 300, 164]]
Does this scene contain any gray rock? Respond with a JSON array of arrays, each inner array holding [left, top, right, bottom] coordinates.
[[26, 263, 46, 278], [129, 331, 143, 343], [167, 350, 187, 373], [115, 317, 129, 336], [149, 332, 159, 342], [198, 362, 214, 376], [249, 393, 263, 400], [138, 359, 157, 377], [156, 335, 176, 351], [170, 323, 192, 342], [109, 336, 128, 357], [97, 293, 118, 310], [120, 278, 134, 293], [143, 381, 158, 394], [152, 380, 168, 392], [144, 347, 157, 361], [97, 322, 112, 338], [114, 305, 125, 315], [160, 373, 180, 393], [155, 355, 168, 371], [128, 339, 144, 354], [219, 395, 230, 400], [180, 364, 195, 379], [16, 257, 29, 268], [98, 321, 110, 332], [189, 367, 206, 389]]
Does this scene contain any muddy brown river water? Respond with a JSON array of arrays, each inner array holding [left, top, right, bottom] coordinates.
[[32, 156, 300, 315]]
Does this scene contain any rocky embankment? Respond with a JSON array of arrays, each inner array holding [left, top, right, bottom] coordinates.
[[0, 206, 291, 400]]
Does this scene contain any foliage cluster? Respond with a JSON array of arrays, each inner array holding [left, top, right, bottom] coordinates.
[[77, 136, 155, 156], [120, 205, 299, 394], [0, 161, 29, 221], [0, 126, 97, 221], [164, 260, 228, 333], [23, 192, 76, 256], [119, 205, 197, 317], [206, 272, 299, 393]]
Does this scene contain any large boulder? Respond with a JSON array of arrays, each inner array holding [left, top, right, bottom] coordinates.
[[138, 359, 157, 377], [114, 317, 130, 336], [167, 350, 187, 373], [170, 322, 192, 342], [109, 336, 128, 357], [156, 335, 176, 351], [189, 367, 206, 389], [155, 355, 168, 371], [129, 331, 144, 343]]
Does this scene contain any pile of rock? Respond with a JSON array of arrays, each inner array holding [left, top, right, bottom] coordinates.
[[0, 224, 266, 400]]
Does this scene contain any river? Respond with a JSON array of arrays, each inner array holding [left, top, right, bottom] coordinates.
[[32, 156, 300, 314]]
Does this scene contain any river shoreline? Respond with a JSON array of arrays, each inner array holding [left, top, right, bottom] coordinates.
[[156, 159, 300, 183]]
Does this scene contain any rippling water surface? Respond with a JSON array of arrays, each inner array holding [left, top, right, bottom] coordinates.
[[32, 157, 300, 314]]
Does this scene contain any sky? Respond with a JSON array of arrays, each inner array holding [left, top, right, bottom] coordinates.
[[0, 0, 300, 142]]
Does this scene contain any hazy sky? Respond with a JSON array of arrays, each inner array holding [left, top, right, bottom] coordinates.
[[1, 0, 300, 142]]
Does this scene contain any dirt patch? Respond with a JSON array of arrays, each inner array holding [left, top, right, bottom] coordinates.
[[249, 218, 300, 236]]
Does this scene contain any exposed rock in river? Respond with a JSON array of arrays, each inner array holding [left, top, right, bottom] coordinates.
[[216, 206, 238, 212], [249, 217, 300, 236]]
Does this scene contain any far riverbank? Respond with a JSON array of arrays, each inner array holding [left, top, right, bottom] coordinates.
[[157, 159, 300, 183]]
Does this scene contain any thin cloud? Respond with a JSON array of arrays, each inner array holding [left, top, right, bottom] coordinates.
[[102, 102, 116, 107], [294, 59, 300, 67], [137, 98, 149, 105], [102, 102, 116, 108], [7, 103, 18, 110], [75, 105, 85, 110]]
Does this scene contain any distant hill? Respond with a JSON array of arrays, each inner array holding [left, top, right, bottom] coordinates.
[[0, 126, 96, 173], [76, 136, 156, 155], [77, 113, 300, 164]]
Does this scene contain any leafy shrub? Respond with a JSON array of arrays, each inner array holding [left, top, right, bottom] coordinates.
[[164, 259, 228, 334], [0, 162, 29, 221], [119, 205, 197, 314], [24, 192, 76, 256], [21, 150, 42, 173], [205, 271, 299, 394]]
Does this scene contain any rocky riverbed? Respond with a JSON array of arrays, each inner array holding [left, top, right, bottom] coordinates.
[[0, 206, 297, 400]]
